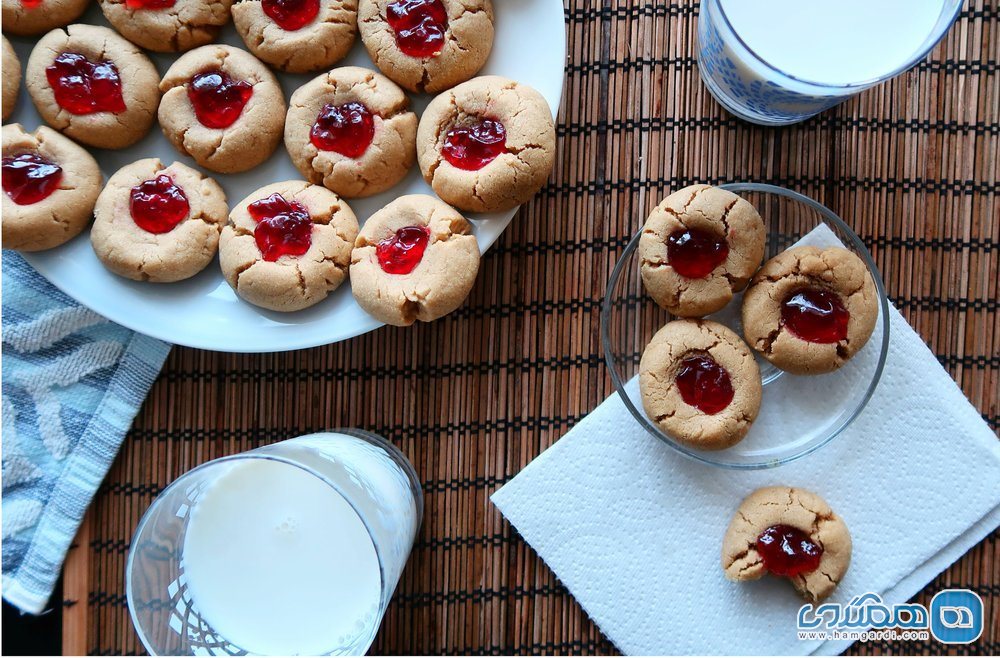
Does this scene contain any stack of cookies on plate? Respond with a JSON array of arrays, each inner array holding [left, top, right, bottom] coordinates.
[[636, 184, 879, 451], [1, 0, 557, 325]]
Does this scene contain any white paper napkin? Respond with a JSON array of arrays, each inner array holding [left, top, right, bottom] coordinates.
[[492, 229, 1000, 655]]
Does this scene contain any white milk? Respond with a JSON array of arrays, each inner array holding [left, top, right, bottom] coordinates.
[[719, 0, 948, 85], [181, 458, 382, 656]]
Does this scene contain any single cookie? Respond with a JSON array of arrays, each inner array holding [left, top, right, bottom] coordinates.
[[1, 0, 90, 36], [742, 246, 878, 375], [26, 24, 161, 149], [91, 158, 228, 282], [350, 194, 479, 326], [233, 0, 358, 74], [285, 66, 416, 198], [358, 0, 494, 93], [638, 319, 762, 451], [2, 123, 102, 251], [416, 76, 555, 213], [640, 185, 766, 317], [3, 37, 21, 121], [159, 45, 285, 173], [219, 180, 358, 312], [98, 0, 235, 53], [722, 486, 852, 602]]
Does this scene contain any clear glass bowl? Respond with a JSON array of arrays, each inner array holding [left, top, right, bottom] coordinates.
[[601, 183, 890, 469]]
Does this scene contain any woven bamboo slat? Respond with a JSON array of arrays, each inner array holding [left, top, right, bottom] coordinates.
[[62, 0, 998, 654]]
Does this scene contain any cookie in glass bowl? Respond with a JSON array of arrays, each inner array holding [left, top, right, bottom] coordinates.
[[639, 184, 765, 318], [742, 246, 878, 375]]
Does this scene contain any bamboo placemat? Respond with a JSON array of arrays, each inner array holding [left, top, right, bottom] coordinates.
[[61, 0, 999, 654]]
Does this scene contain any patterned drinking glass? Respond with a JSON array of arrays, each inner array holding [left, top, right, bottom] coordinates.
[[696, 0, 963, 125]]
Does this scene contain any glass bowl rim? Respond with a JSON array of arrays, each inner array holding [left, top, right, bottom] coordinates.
[[599, 182, 891, 470]]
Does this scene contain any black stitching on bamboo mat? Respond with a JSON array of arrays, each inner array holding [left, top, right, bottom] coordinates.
[[565, 56, 1000, 77]]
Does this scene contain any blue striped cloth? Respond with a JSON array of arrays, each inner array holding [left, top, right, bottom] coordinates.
[[2, 251, 171, 614]]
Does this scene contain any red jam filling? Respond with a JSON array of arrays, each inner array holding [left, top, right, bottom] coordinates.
[[376, 225, 430, 274], [262, 0, 319, 30], [385, 0, 448, 58], [187, 70, 253, 130], [124, 0, 176, 8], [249, 193, 313, 261], [21, 0, 43, 7], [310, 101, 375, 158], [666, 229, 729, 278], [441, 119, 506, 171], [756, 524, 823, 577], [674, 353, 734, 415], [2, 153, 63, 206], [781, 288, 849, 344], [130, 175, 190, 234], [46, 52, 126, 115]]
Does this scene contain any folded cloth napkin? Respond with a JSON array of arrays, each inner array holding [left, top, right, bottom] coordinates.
[[492, 229, 1000, 655], [2, 252, 171, 614]]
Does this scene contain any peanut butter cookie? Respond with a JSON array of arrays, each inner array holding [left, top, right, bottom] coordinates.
[[3, 37, 21, 121], [233, 0, 358, 73], [2, 123, 102, 251], [1, 0, 90, 36], [640, 185, 765, 317], [91, 158, 228, 282], [742, 246, 878, 375], [158, 45, 285, 173], [350, 194, 479, 326], [285, 66, 416, 198], [26, 24, 161, 149], [722, 486, 852, 602], [638, 319, 762, 451], [219, 180, 358, 312], [358, 0, 493, 93], [99, 0, 235, 53], [416, 75, 555, 213]]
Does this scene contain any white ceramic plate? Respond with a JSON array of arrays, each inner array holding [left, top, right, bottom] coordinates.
[[10, 0, 566, 352]]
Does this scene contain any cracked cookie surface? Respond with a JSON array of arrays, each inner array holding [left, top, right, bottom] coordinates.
[[219, 180, 358, 312], [285, 66, 416, 198], [722, 486, 852, 602], [358, 0, 493, 93], [638, 319, 761, 450], [26, 24, 161, 149], [99, 0, 235, 52], [640, 184, 765, 317], [742, 246, 878, 375], [158, 44, 285, 173], [91, 158, 228, 282], [3, 37, 21, 121], [350, 194, 479, 326], [233, 0, 358, 73], [2, 123, 102, 251], [1, 0, 90, 35], [416, 75, 555, 213]]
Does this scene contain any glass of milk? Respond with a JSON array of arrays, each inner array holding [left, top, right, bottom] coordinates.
[[125, 430, 422, 656], [697, 0, 963, 125]]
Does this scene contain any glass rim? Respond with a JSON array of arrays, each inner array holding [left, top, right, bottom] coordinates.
[[709, 0, 964, 91], [125, 429, 418, 656], [600, 182, 891, 470]]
